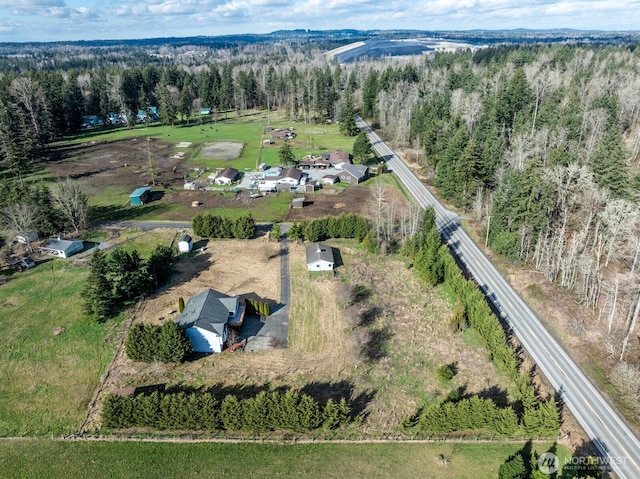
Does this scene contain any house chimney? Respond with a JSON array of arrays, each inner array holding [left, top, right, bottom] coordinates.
[[57, 234, 62, 241]]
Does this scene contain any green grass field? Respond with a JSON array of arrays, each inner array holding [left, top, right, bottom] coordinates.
[[0, 261, 115, 436], [0, 231, 179, 436], [0, 439, 571, 479]]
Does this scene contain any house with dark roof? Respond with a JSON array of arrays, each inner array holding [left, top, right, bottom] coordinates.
[[175, 289, 245, 353], [305, 243, 335, 271], [212, 167, 239, 185], [338, 164, 369, 184]]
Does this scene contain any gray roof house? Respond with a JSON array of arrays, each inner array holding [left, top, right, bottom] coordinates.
[[176, 288, 242, 353], [305, 243, 335, 271], [339, 164, 369, 184], [40, 238, 84, 259]]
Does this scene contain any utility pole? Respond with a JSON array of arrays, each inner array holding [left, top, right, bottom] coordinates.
[[147, 136, 156, 185], [485, 215, 491, 247]]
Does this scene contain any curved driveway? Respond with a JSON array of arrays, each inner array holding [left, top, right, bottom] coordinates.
[[357, 116, 640, 478]]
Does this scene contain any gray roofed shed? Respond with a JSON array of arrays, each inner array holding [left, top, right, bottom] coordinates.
[[305, 243, 335, 271]]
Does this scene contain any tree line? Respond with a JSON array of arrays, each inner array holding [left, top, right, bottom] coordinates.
[[83, 245, 173, 321], [101, 389, 353, 433], [288, 213, 371, 243], [192, 212, 255, 239]]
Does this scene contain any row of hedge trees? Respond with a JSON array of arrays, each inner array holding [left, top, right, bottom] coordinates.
[[125, 322, 192, 363], [192, 212, 255, 239], [83, 245, 174, 321], [288, 214, 371, 243], [405, 208, 560, 437], [413, 396, 560, 437], [101, 390, 352, 433]]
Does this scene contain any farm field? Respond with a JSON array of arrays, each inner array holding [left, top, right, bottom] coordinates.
[[0, 439, 571, 479], [43, 110, 373, 223]]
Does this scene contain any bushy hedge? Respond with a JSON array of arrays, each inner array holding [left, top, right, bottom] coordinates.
[[125, 322, 192, 363], [417, 397, 519, 435], [101, 389, 352, 433], [288, 214, 371, 243], [413, 395, 559, 437], [192, 212, 255, 239]]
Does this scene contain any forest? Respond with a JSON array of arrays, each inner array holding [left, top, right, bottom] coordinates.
[[2, 33, 640, 410]]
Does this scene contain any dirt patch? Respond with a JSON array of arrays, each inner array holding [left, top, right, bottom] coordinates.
[[48, 138, 185, 193], [201, 142, 244, 160], [285, 184, 409, 221]]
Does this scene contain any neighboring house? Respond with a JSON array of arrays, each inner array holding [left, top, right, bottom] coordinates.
[[270, 128, 295, 140], [297, 158, 331, 169], [321, 174, 338, 185], [213, 167, 239, 185], [175, 289, 245, 353], [329, 150, 351, 169], [339, 164, 369, 184], [178, 235, 193, 253], [129, 187, 152, 206], [305, 243, 335, 271], [259, 167, 305, 192], [40, 238, 84, 259]]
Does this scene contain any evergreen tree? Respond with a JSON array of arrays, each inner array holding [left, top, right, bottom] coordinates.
[[278, 139, 296, 166], [352, 132, 373, 164], [158, 321, 192, 362], [339, 94, 359, 136], [590, 130, 629, 198], [83, 250, 114, 321]]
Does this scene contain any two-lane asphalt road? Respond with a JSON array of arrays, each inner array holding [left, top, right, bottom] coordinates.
[[357, 116, 640, 478]]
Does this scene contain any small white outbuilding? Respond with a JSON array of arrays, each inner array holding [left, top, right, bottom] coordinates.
[[305, 243, 335, 271], [178, 235, 193, 253]]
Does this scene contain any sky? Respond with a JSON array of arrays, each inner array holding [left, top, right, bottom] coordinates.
[[0, 0, 638, 43]]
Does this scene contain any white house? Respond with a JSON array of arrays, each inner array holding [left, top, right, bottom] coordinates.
[[305, 243, 335, 271], [259, 167, 304, 192], [40, 238, 84, 259], [178, 235, 193, 253], [212, 167, 239, 185], [175, 289, 243, 353]]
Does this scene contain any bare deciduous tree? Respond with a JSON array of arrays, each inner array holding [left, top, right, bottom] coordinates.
[[51, 177, 89, 234], [3, 202, 37, 253]]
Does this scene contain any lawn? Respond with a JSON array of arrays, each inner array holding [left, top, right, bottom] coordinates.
[[0, 230, 182, 436], [0, 261, 115, 436], [0, 439, 571, 479]]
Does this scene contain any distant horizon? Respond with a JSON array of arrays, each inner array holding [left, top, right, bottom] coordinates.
[[0, 27, 638, 46], [1, 0, 639, 43]]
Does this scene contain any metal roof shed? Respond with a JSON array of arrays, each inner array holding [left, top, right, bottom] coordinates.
[[129, 187, 152, 206]]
